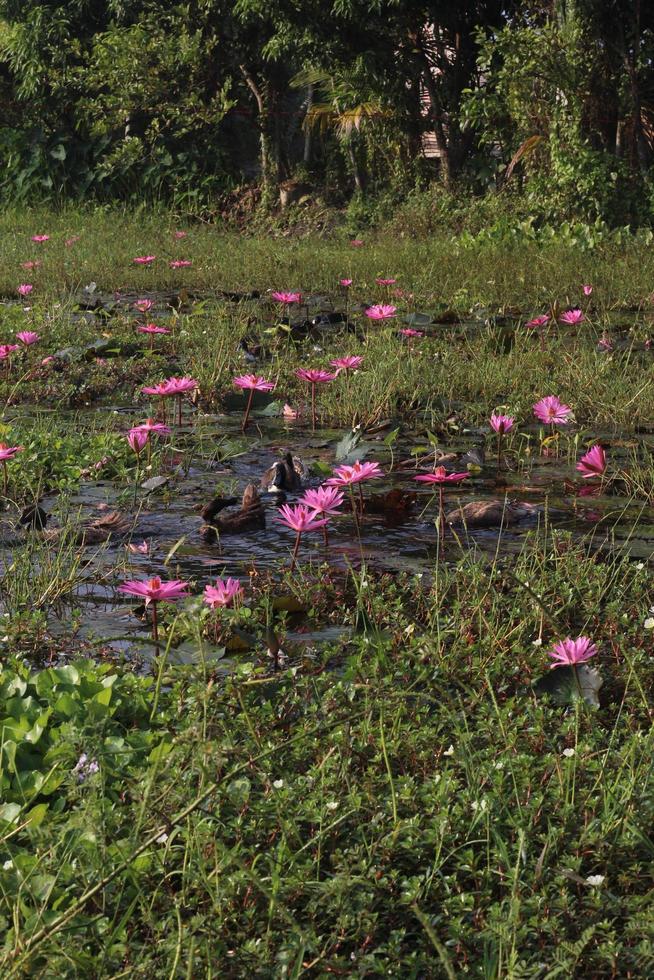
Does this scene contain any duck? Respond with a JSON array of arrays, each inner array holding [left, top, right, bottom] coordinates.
[[446, 499, 538, 529], [364, 488, 417, 526], [260, 452, 308, 494], [20, 505, 131, 545], [200, 483, 266, 542]]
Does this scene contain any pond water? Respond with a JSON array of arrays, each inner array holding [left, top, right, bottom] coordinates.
[[2, 290, 652, 659]]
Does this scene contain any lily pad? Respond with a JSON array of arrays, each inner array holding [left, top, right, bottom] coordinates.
[[534, 665, 603, 707]]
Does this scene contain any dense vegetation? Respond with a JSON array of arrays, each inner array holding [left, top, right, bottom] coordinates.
[[1, 1, 654, 225], [0, 216, 653, 974]]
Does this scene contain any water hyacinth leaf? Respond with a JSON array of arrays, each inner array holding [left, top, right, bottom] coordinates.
[[335, 428, 361, 461], [534, 665, 603, 707], [257, 400, 284, 417]]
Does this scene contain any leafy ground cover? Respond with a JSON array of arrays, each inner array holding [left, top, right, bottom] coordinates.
[[0, 210, 653, 977]]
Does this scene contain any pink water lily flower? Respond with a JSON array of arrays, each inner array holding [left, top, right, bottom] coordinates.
[[399, 328, 424, 338], [119, 575, 189, 643], [169, 260, 192, 268], [271, 291, 301, 305], [576, 445, 606, 479], [16, 331, 40, 346], [127, 540, 150, 555], [327, 460, 384, 487], [133, 255, 156, 264], [0, 344, 21, 359], [127, 429, 149, 455], [559, 308, 585, 325], [295, 368, 337, 384], [160, 376, 198, 396], [118, 576, 189, 604], [300, 485, 345, 516], [533, 395, 573, 426], [330, 355, 363, 371], [21, 261, 40, 270], [582, 284, 593, 296], [0, 443, 23, 494], [339, 278, 353, 287], [134, 299, 153, 313], [414, 467, 468, 485], [0, 443, 22, 462], [365, 304, 397, 320], [525, 314, 549, 330], [376, 277, 396, 286], [204, 577, 244, 609], [234, 374, 276, 392], [65, 235, 81, 247], [489, 414, 514, 435], [138, 324, 170, 335], [142, 381, 170, 397], [350, 239, 364, 247], [300, 485, 344, 547], [547, 636, 597, 669], [275, 503, 330, 571], [17, 284, 33, 297], [234, 374, 276, 431], [131, 418, 171, 436], [174, 230, 188, 239], [31, 235, 49, 243]]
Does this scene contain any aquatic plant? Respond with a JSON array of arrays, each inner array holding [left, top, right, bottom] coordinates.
[[295, 368, 337, 431], [233, 374, 276, 431], [118, 575, 189, 644], [275, 503, 329, 571]]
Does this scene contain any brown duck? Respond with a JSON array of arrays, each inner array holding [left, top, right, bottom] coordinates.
[[200, 483, 266, 542], [260, 452, 308, 494], [446, 499, 538, 529], [20, 505, 131, 545], [364, 488, 417, 526]]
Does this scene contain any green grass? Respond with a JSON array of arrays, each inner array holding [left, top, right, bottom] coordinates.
[[1, 208, 654, 976]]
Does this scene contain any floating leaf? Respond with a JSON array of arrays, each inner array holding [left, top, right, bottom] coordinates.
[[335, 428, 362, 460], [534, 665, 603, 707]]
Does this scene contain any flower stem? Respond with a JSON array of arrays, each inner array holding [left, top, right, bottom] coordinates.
[[242, 388, 254, 432], [290, 531, 302, 572]]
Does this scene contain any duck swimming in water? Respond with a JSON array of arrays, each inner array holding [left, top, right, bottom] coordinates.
[[260, 452, 308, 494], [200, 483, 266, 542], [446, 499, 538, 529], [20, 505, 131, 545]]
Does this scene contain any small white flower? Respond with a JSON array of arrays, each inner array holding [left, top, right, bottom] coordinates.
[[2, 860, 13, 870], [562, 748, 575, 758], [586, 874, 605, 887], [532, 637, 543, 647], [443, 744, 455, 756], [636, 563, 644, 570], [644, 618, 654, 630], [273, 779, 284, 789], [156, 833, 169, 844], [326, 801, 338, 811], [494, 761, 504, 770]]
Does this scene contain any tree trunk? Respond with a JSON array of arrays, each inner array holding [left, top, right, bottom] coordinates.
[[239, 64, 278, 205], [303, 84, 313, 165]]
